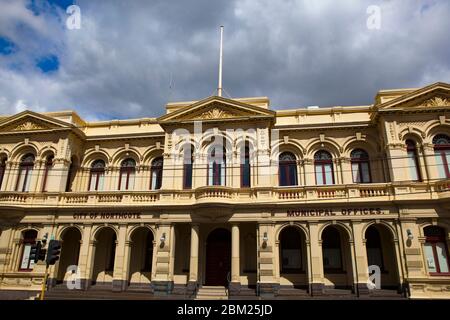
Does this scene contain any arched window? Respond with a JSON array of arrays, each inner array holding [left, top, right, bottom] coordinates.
[[150, 157, 163, 190], [88, 160, 105, 191], [423, 226, 449, 274], [19, 229, 38, 271], [208, 146, 226, 186], [279, 152, 298, 186], [241, 142, 251, 188], [0, 157, 7, 190], [182, 146, 193, 189], [16, 153, 35, 192], [351, 149, 371, 183], [406, 140, 422, 181], [433, 134, 450, 179], [118, 158, 136, 191], [366, 226, 384, 271], [314, 150, 334, 185], [322, 226, 342, 271], [41, 155, 54, 192]]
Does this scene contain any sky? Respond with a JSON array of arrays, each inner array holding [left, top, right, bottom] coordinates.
[[0, 0, 449, 121]]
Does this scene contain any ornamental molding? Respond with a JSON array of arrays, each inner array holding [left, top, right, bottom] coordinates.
[[197, 107, 237, 120], [420, 96, 450, 107], [10, 121, 47, 131]]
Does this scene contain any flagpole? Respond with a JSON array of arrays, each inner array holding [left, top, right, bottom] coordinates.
[[218, 26, 224, 97]]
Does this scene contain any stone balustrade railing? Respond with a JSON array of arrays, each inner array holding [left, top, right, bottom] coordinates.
[[0, 180, 447, 207]]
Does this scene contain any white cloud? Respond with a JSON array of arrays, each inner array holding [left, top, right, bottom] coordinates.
[[0, 0, 449, 120]]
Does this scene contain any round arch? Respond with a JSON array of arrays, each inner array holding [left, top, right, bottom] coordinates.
[[111, 148, 142, 167]]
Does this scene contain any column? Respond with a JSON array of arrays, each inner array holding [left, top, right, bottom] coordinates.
[[0, 228, 13, 274], [112, 224, 127, 291], [422, 143, 438, 181], [5, 162, 18, 191], [151, 224, 174, 295], [341, 158, 353, 184], [257, 223, 278, 297], [351, 221, 369, 296], [187, 224, 199, 297], [77, 224, 93, 290], [229, 223, 241, 295], [308, 222, 324, 295]]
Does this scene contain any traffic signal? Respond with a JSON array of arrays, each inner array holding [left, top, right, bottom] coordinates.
[[29, 241, 42, 264], [46, 240, 61, 265]]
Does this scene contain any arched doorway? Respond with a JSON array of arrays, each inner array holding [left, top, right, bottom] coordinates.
[[91, 227, 117, 285], [365, 224, 400, 290], [321, 225, 354, 290], [57, 227, 82, 284], [279, 226, 308, 289], [128, 227, 154, 286], [205, 228, 231, 286]]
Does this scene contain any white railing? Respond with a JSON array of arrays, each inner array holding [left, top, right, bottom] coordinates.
[[0, 180, 447, 207]]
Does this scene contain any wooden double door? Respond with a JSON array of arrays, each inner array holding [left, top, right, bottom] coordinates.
[[205, 228, 231, 286]]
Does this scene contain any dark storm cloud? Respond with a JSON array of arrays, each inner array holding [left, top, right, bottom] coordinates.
[[0, 0, 449, 120]]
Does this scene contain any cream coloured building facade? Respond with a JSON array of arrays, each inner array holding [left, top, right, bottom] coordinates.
[[0, 82, 449, 299]]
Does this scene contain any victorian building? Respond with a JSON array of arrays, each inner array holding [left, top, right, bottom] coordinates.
[[0, 82, 449, 299]]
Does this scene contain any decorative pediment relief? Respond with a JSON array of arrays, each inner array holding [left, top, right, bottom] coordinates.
[[420, 96, 450, 107], [158, 96, 275, 124], [0, 111, 71, 133]]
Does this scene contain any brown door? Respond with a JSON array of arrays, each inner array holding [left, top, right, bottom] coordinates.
[[205, 228, 231, 286]]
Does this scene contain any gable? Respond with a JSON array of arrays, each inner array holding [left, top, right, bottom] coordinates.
[[376, 82, 450, 112], [158, 96, 275, 124], [0, 110, 72, 133]]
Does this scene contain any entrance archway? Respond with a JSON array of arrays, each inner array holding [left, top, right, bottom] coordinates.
[[57, 227, 81, 284], [91, 227, 117, 285], [205, 228, 231, 286], [279, 226, 308, 289], [128, 227, 154, 286], [365, 224, 400, 290]]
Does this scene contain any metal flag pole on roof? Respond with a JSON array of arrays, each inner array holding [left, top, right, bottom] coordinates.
[[217, 26, 224, 97]]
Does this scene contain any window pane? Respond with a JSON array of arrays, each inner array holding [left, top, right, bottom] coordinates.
[[152, 171, 158, 189], [89, 174, 96, 191], [435, 152, 446, 178], [324, 164, 333, 185], [408, 151, 419, 181], [24, 168, 33, 191], [436, 242, 449, 273], [220, 163, 225, 186], [323, 248, 341, 269], [21, 244, 32, 269], [97, 173, 104, 191], [424, 243, 437, 273], [280, 164, 287, 186], [352, 163, 360, 183], [119, 172, 126, 191], [361, 162, 371, 183], [128, 172, 135, 191], [208, 163, 214, 186], [184, 164, 192, 189], [446, 150, 450, 178], [18, 169, 26, 191], [242, 163, 250, 187], [315, 165, 324, 185], [288, 164, 297, 185]]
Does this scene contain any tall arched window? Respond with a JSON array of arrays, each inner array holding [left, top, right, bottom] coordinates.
[[19, 229, 38, 271], [241, 142, 251, 188], [423, 226, 449, 274], [351, 149, 371, 183], [16, 153, 35, 192], [119, 158, 136, 191], [0, 157, 7, 190], [183, 146, 193, 189], [279, 152, 298, 186], [406, 140, 422, 181], [279, 227, 303, 273], [314, 150, 334, 185], [89, 160, 105, 191], [150, 157, 163, 190], [433, 134, 450, 179], [41, 155, 54, 192], [208, 146, 226, 186]]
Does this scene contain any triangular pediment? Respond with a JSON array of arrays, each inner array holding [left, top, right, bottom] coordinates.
[[0, 110, 71, 133], [158, 96, 275, 124], [377, 82, 450, 111]]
